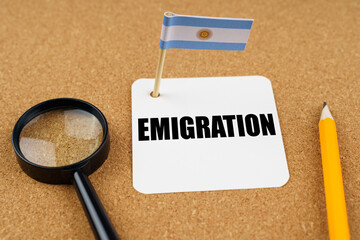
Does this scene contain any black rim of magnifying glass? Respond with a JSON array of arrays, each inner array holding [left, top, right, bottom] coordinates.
[[11, 98, 119, 240], [12, 98, 110, 184]]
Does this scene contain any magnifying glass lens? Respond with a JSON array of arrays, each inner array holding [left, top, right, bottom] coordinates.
[[19, 109, 103, 167]]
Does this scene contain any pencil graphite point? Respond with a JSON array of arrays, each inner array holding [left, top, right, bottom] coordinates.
[[320, 102, 333, 121]]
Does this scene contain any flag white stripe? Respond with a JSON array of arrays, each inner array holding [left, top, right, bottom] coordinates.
[[161, 25, 251, 44]]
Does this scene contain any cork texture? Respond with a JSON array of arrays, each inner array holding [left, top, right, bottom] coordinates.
[[0, 0, 359, 239], [19, 109, 103, 167]]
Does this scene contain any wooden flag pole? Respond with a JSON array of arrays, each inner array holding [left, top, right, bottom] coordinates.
[[151, 49, 166, 97]]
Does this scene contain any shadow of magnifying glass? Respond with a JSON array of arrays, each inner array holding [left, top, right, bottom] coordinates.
[[12, 98, 119, 240]]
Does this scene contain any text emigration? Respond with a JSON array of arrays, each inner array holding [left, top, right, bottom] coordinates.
[[138, 114, 276, 141]]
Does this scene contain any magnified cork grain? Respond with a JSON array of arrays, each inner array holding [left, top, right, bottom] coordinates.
[[0, 0, 359, 239]]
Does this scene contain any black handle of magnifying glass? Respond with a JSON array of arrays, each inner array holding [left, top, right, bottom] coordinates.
[[73, 170, 119, 240]]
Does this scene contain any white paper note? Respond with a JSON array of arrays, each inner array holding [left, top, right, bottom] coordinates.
[[132, 76, 289, 194]]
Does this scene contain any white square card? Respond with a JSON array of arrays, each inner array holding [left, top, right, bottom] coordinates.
[[132, 76, 289, 194]]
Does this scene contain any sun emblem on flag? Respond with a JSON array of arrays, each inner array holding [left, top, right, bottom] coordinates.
[[197, 29, 212, 40]]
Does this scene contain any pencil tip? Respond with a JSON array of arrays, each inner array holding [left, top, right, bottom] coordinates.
[[320, 102, 333, 121]]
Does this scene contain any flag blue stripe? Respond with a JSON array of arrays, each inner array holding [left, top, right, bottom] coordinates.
[[160, 40, 246, 51], [163, 15, 253, 29]]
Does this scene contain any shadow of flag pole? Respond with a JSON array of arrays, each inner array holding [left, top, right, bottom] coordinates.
[[151, 48, 166, 98]]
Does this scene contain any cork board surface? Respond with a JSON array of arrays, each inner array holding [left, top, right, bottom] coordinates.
[[0, 0, 359, 239]]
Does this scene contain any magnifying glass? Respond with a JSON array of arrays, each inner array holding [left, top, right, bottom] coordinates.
[[12, 98, 119, 240]]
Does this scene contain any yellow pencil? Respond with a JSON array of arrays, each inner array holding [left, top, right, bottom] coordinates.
[[319, 102, 350, 240]]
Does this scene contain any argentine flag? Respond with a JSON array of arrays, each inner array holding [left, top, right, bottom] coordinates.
[[160, 12, 253, 51]]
